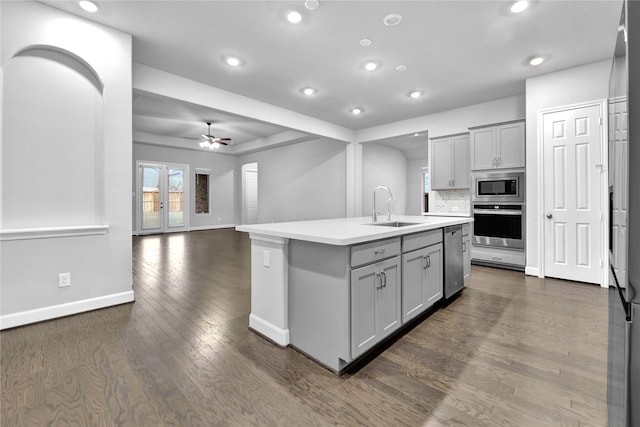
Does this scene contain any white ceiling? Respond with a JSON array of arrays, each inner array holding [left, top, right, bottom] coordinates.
[[44, 0, 622, 155]]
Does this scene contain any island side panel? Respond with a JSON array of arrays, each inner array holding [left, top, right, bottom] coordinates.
[[248, 234, 290, 346], [289, 240, 351, 372]]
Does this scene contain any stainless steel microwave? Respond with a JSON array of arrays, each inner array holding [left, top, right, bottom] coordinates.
[[472, 171, 524, 203]]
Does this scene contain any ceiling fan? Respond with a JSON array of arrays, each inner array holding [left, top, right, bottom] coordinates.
[[198, 121, 232, 149]]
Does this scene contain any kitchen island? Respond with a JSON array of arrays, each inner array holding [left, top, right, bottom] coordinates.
[[236, 215, 472, 373]]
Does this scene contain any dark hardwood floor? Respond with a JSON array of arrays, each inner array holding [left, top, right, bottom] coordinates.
[[1, 229, 609, 426]]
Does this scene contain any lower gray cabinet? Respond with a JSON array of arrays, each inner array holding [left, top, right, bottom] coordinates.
[[402, 243, 443, 323], [351, 256, 401, 359]]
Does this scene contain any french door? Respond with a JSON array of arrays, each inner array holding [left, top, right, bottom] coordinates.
[[137, 162, 189, 234]]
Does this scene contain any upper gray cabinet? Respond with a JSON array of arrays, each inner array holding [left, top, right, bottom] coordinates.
[[470, 120, 525, 170], [430, 133, 470, 190]]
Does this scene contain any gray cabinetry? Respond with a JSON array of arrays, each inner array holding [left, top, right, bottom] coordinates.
[[401, 229, 443, 323], [430, 133, 470, 189], [351, 256, 401, 359], [462, 223, 471, 280], [470, 120, 525, 170]]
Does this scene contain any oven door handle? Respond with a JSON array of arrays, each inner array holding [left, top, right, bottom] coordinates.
[[473, 209, 523, 215]]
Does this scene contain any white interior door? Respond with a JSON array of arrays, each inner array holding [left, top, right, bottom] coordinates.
[[242, 162, 258, 224], [138, 162, 188, 234], [610, 98, 628, 286], [543, 104, 604, 284]]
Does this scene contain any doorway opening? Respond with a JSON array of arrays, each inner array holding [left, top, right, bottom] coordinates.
[[242, 162, 259, 225]]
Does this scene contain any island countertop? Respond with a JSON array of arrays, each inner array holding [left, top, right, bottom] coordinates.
[[235, 215, 472, 246]]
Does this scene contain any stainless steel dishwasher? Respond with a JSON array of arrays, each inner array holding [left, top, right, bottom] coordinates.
[[444, 224, 464, 299]]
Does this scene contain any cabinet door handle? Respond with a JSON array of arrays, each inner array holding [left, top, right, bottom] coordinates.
[[382, 271, 387, 288], [423, 255, 428, 270], [426, 255, 431, 268], [463, 242, 467, 252], [375, 272, 383, 289], [496, 157, 501, 167]]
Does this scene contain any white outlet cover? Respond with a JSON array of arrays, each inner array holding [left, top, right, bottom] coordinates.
[[59, 272, 71, 287], [263, 250, 270, 268]]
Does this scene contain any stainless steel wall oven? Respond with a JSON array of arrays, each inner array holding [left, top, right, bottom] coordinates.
[[472, 203, 524, 250], [472, 171, 525, 251]]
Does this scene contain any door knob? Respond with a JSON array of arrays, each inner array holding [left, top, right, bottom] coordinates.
[[546, 213, 553, 219]]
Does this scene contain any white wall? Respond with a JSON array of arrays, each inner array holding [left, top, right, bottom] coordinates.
[[406, 157, 428, 215], [1, 2, 133, 327], [524, 59, 612, 276], [238, 138, 346, 223], [132, 143, 238, 231], [362, 143, 408, 217]]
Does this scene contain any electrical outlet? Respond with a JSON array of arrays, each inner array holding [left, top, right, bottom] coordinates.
[[58, 272, 71, 288], [263, 250, 270, 268]]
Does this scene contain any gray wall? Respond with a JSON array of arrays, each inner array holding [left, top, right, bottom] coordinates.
[[238, 138, 347, 223]]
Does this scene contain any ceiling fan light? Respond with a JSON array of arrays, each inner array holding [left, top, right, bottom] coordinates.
[[199, 141, 209, 148], [212, 142, 221, 149]]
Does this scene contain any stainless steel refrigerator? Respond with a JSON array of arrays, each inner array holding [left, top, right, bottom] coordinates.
[[607, 1, 640, 425]]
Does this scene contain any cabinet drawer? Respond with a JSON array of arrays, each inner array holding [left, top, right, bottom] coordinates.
[[351, 237, 401, 268], [402, 229, 443, 253], [462, 223, 471, 236]]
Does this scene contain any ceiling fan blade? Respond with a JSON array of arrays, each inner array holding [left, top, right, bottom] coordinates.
[[217, 138, 232, 141]]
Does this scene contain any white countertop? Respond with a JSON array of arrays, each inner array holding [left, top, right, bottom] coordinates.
[[235, 215, 472, 246]]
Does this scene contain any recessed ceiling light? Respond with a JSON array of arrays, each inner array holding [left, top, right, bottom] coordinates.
[[383, 13, 402, 26], [408, 90, 423, 99], [364, 61, 379, 71], [350, 107, 364, 115], [395, 65, 407, 72], [225, 56, 242, 67], [78, 0, 98, 12], [287, 10, 302, 24], [301, 87, 316, 96], [304, 0, 320, 10], [529, 56, 544, 66], [359, 38, 372, 47], [510, 1, 529, 14]]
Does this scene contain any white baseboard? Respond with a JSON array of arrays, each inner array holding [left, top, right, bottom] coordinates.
[[525, 266, 540, 277], [0, 290, 135, 330], [189, 224, 236, 231], [249, 313, 289, 346]]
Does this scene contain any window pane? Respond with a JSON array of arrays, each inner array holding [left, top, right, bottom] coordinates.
[[195, 173, 210, 214], [142, 166, 161, 229], [168, 168, 184, 226], [423, 171, 430, 192]]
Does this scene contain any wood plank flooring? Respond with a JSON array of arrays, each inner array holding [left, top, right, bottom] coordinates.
[[1, 229, 609, 426]]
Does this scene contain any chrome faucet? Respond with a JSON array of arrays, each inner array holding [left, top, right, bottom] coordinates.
[[372, 185, 393, 222]]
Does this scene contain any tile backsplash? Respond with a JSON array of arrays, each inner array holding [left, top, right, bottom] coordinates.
[[431, 189, 470, 214]]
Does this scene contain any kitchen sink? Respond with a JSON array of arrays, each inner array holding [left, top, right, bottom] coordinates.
[[365, 221, 422, 228]]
